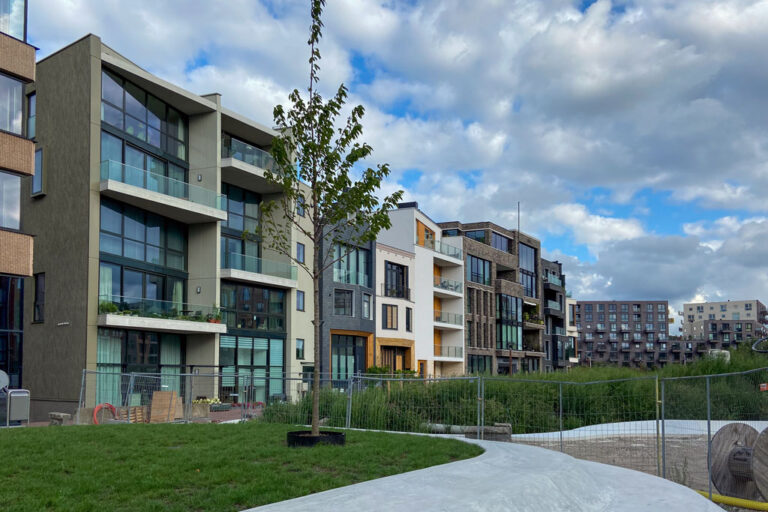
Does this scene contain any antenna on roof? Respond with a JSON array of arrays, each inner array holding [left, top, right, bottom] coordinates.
[[517, 201, 520, 234]]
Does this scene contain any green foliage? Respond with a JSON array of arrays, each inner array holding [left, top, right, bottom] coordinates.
[[0, 423, 481, 511]]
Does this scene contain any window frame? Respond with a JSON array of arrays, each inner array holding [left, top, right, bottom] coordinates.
[[333, 289, 353, 316], [382, 303, 398, 330], [31, 148, 43, 196], [296, 290, 305, 312], [33, 272, 45, 323], [296, 338, 305, 360]]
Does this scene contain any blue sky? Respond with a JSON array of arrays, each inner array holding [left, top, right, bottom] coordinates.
[[28, 0, 768, 316]]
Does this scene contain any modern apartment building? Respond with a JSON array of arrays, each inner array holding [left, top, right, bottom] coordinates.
[[565, 296, 579, 362], [317, 233, 375, 383], [378, 203, 465, 377], [374, 243, 416, 372], [0, 0, 35, 389], [681, 300, 767, 352], [437, 220, 545, 374], [542, 259, 573, 370], [576, 300, 670, 368], [22, 35, 312, 418]]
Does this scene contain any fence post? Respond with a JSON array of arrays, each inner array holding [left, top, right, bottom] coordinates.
[[126, 373, 136, 424], [185, 374, 191, 423], [345, 376, 353, 429], [706, 376, 712, 500], [476, 377, 482, 441], [655, 374, 661, 476], [76, 369, 86, 425], [661, 379, 666, 479], [559, 382, 564, 453], [480, 376, 485, 441]]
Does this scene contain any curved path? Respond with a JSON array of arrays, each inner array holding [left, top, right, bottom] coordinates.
[[246, 437, 721, 511]]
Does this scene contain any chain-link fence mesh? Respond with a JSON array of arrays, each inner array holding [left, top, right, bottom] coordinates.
[[77, 367, 768, 502]]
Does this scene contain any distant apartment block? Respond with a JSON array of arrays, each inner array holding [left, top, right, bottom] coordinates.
[[437, 220, 545, 374], [576, 300, 670, 368], [379, 203, 465, 377], [681, 300, 767, 353], [0, 0, 35, 389], [542, 259, 574, 370]]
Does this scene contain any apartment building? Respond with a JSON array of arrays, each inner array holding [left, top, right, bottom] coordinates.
[[0, 0, 35, 389], [317, 233, 376, 383], [542, 259, 573, 370], [565, 296, 578, 362], [576, 300, 670, 368], [681, 300, 767, 354], [378, 203, 465, 377], [374, 243, 416, 372], [437, 221, 545, 374], [22, 35, 312, 418]]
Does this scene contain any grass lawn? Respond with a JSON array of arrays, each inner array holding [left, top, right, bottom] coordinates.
[[0, 422, 483, 511]]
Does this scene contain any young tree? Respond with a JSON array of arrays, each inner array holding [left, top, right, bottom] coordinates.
[[260, 0, 403, 437]]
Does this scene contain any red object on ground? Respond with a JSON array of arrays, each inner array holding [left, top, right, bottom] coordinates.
[[93, 403, 117, 424], [760, 383, 767, 392]]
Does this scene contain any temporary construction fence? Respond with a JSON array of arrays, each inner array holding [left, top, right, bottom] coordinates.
[[78, 367, 768, 503]]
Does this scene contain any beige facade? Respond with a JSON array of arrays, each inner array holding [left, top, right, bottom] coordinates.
[[681, 300, 767, 346], [22, 35, 310, 419]]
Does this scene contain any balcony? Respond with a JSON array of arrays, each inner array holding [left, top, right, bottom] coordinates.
[[523, 315, 545, 330], [100, 160, 227, 224], [334, 268, 370, 288], [97, 295, 226, 334], [433, 345, 464, 360], [659, 352, 668, 361], [434, 310, 463, 329], [644, 345, 656, 353], [671, 343, 681, 352], [696, 343, 707, 353], [549, 326, 566, 336], [543, 274, 563, 291], [633, 353, 643, 362], [595, 343, 607, 352], [380, 284, 411, 300], [221, 252, 298, 289], [620, 344, 631, 352], [419, 238, 463, 265], [433, 275, 463, 299], [220, 137, 284, 195], [609, 352, 618, 362], [544, 300, 564, 318]]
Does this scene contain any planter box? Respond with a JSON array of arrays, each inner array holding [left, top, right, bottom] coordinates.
[[209, 403, 232, 412], [189, 403, 210, 419]]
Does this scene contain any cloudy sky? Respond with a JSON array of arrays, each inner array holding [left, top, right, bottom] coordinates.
[[28, 0, 768, 326]]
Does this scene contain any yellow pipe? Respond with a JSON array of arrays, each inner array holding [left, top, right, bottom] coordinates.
[[695, 490, 768, 511]]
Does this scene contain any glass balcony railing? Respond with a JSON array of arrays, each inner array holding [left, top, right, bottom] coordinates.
[[434, 345, 464, 358], [434, 310, 463, 326], [544, 274, 563, 287], [221, 136, 276, 171], [334, 268, 370, 288], [549, 326, 566, 336], [101, 160, 224, 210], [433, 275, 463, 293], [546, 300, 561, 311], [419, 238, 463, 260], [222, 252, 298, 280], [98, 295, 220, 322]]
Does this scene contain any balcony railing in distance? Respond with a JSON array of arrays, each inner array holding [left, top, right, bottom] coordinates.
[[434, 345, 463, 358], [418, 237, 463, 260], [98, 295, 220, 322], [333, 268, 370, 288], [434, 310, 463, 325], [222, 252, 297, 280], [101, 160, 223, 210], [433, 275, 463, 293], [221, 135, 276, 171]]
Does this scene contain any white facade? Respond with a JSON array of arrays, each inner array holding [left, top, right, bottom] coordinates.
[[375, 243, 417, 371], [378, 204, 465, 377]]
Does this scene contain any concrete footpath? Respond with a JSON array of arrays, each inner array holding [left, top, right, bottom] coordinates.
[[246, 437, 722, 512]]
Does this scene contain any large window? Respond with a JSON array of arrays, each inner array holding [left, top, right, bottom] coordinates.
[[0, 275, 23, 388], [465, 230, 486, 243], [98, 261, 185, 312], [218, 335, 284, 403], [406, 307, 412, 332], [496, 294, 522, 350], [491, 232, 511, 252], [518, 243, 537, 298], [33, 272, 44, 322], [220, 282, 286, 333], [332, 243, 370, 287], [222, 183, 259, 233], [468, 354, 492, 374], [0, 0, 26, 40], [0, 72, 22, 135], [467, 255, 491, 286], [296, 242, 305, 264], [0, 171, 20, 229], [100, 198, 187, 271], [331, 334, 366, 381], [334, 289, 353, 316], [31, 148, 42, 195], [362, 293, 371, 320], [296, 338, 305, 360], [382, 304, 398, 329], [384, 261, 408, 298], [101, 69, 187, 160], [26, 92, 35, 139]]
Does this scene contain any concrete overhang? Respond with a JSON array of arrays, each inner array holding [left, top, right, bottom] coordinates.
[[220, 157, 284, 195], [220, 268, 298, 289], [97, 314, 227, 334], [432, 252, 463, 267], [221, 108, 277, 146], [433, 287, 463, 300], [433, 321, 463, 331], [100, 179, 227, 224]]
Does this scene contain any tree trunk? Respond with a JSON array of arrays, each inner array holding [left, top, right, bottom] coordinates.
[[311, 260, 321, 436]]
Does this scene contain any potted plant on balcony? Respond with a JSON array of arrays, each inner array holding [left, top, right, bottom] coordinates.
[[206, 305, 222, 324], [260, 0, 402, 448]]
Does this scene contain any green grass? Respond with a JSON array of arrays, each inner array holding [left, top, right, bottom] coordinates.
[[0, 422, 483, 511]]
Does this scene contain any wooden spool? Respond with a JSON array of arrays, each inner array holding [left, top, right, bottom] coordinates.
[[711, 423, 761, 500], [754, 427, 768, 501]]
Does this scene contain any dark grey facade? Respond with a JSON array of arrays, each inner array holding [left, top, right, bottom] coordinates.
[[317, 232, 376, 382], [542, 259, 572, 370], [438, 220, 544, 374], [576, 300, 670, 368]]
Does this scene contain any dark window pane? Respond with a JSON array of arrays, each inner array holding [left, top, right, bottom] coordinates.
[[124, 82, 146, 121], [101, 102, 124, 130], [125, 114, 147, 142], [0, 171, 20, 230], [146, 95, 164, 130], [100, 131, 123, 166], [101, 70, 123, 107], [99, 233, 122, 256], [100, 201, 122, 234]]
